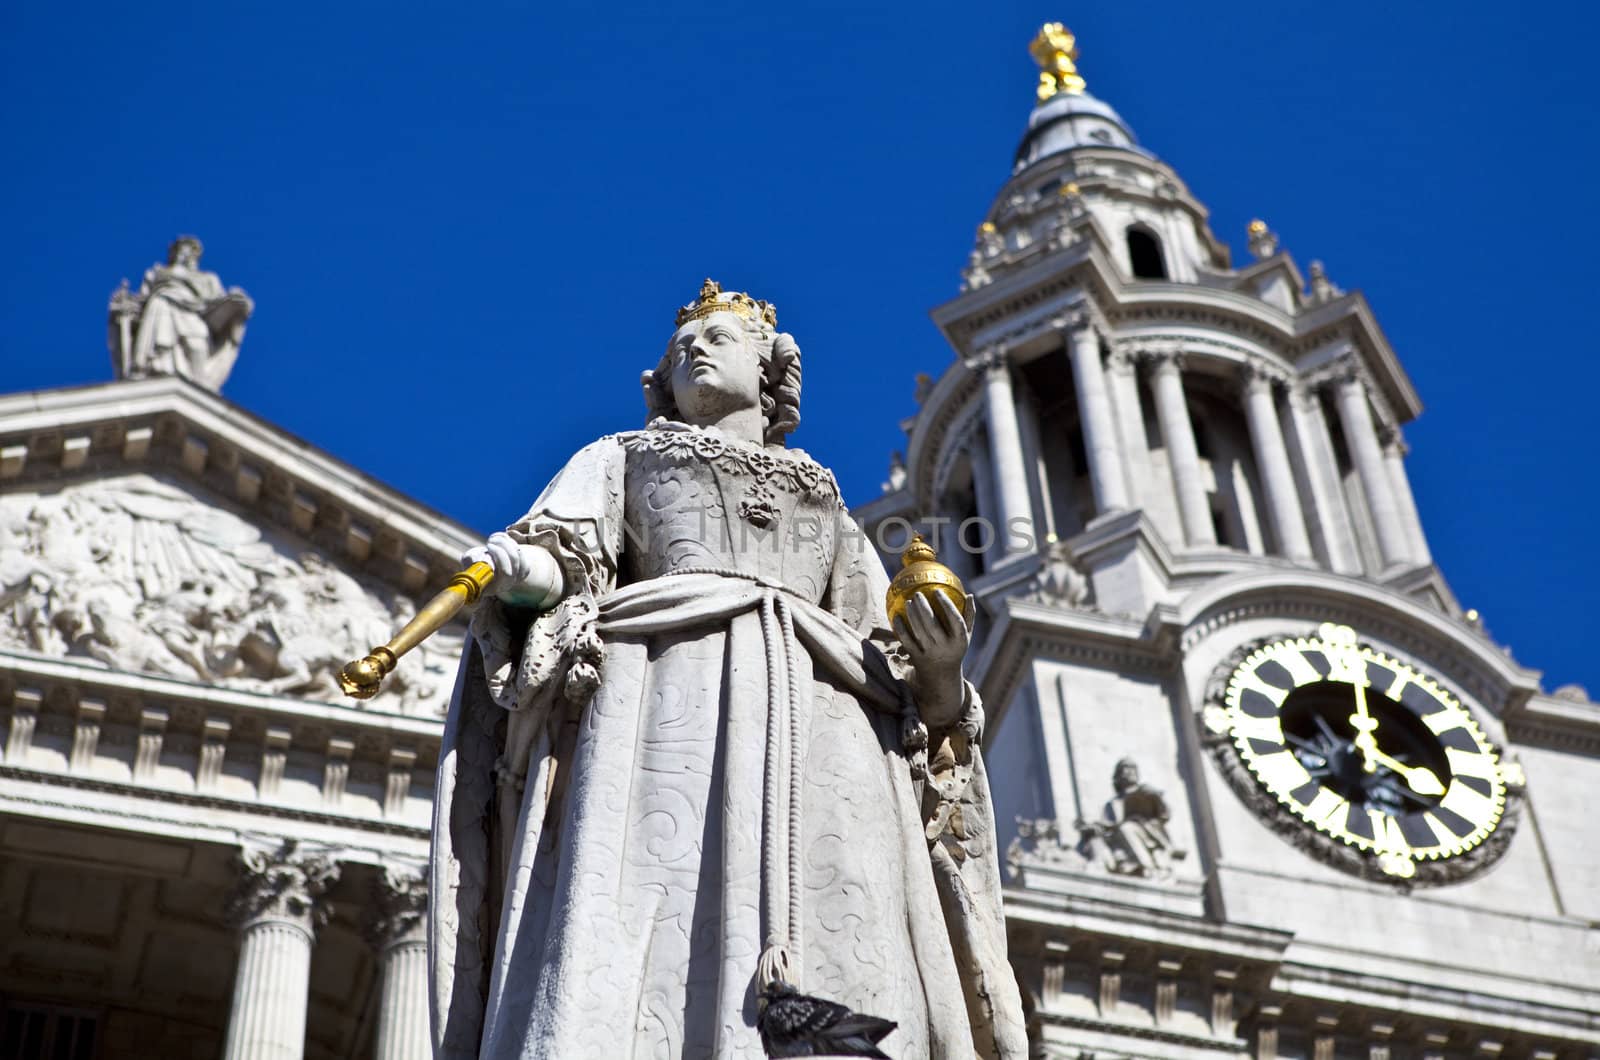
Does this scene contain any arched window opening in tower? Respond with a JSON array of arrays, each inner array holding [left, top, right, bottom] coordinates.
[[1127, 227, 1167, 280]]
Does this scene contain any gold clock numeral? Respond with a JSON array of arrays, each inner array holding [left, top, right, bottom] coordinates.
[[1420, 811, 1461, 851], [1444, 747, 1499, 783], [1386, 672, 1409, 700], [1420, 708, 1468, 735], [1303, 788, 1348, 825], [1267, 646, 1325, 687], [1235, 673, 1292, 709], [1230, 711, 1286, 745], [1438, 781, 1499, 828], [1377, 850, 1417, 878], [1250, 749, 1313, 794], [1377, 813, 1412, 857]]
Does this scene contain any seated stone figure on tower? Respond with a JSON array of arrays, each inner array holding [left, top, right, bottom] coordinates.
[[429, 280, 1027, 1059]]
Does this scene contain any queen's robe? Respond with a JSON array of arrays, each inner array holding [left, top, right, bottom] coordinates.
[[429, 422, 1027, 1059]]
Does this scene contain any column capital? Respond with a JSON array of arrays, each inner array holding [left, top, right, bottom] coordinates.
[[1331, 353, 1369, 392], [963, 344, 1009, 376], [1378, 424, 1408, 454], [367, 861, 428, 952], [1241, 359, 1290, 397], [1146, 347, 1186, 375], [1105, 341, 1138, 373], [1047, 305, 1096, 337], [227, 838, 340, 935]]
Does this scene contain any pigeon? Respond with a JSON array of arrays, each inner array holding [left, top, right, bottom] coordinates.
[[757, 981, 898, 1058]]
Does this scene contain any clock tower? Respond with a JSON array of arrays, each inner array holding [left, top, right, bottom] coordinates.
[[858, 24, 1600, 1060]]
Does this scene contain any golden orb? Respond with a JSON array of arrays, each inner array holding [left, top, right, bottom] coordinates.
[[886, 533, 968, 630]]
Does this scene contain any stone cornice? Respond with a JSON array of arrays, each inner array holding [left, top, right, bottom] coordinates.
[[1005, 885, 1295, 964], [1502, 692, 1600, 754], [1, 649, 443, 739], [0, 377, 479, 598], [1, 650, 438, 845]]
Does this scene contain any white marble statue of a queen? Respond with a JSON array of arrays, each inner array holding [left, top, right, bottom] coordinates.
[[429, 280, 1027, 1059]]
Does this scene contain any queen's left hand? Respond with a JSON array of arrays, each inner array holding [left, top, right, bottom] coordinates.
[[893, 591, 974, 730]]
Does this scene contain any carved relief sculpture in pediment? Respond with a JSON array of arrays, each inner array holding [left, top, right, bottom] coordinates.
[[0, 473, 460, 715]]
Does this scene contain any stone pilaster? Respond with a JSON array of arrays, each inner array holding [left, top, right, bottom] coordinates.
[[1332, 366, 1411, 567], [1059, 315, 1129, 516], [1240, 365, 1313, 560], [222, 840, 340, 1060], [1148, 352, 1217, 546], [368, 863, 430, 1060], [972, 346, 1034, 559]]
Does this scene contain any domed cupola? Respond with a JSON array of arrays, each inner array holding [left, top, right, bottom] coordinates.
[[1014, 24, 1149, 172], [956, 23, 1229, 292]]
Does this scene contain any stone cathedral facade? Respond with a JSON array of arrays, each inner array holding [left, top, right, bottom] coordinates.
[[1, 23, 1597, 1060], [0, 239, 475, 1056], [857, 24, 1600, 1060]]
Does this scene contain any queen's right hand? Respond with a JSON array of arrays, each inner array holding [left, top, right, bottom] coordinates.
[[461, 531, 565, 610]]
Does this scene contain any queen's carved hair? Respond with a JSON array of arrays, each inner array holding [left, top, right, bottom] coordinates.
[[641, 317, 802, 447]]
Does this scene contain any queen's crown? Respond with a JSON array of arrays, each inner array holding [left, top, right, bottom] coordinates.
[[675, 278, 778, 329]]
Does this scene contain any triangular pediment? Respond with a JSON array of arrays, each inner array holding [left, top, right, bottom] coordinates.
[[0, 378, 477, 715]]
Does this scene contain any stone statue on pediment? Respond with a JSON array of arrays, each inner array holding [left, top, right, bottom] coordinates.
[[109, 236, 254, 392]]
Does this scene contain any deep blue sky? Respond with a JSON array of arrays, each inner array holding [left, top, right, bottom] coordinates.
[[2, 2, 1593, 695]]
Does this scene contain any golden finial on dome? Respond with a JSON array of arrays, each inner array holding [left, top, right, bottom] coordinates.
[[1029, 22, 1086, 102], [1246, 219, 1278, 260]]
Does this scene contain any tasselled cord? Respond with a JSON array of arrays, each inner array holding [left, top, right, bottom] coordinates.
[[668, 567, 804, 994]]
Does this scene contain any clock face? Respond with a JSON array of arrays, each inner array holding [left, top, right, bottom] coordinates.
[[1215, 623, 1511, 879]]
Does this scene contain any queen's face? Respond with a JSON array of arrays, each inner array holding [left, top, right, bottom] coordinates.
[[666, 312, 764, 423]]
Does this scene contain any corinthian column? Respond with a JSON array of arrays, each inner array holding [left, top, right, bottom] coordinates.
[[1332, 366, 1411, 567], [1148, 352, 1217, 547], [1060, 315, 1129, 516], [368, 863, 430, 1060], [223, 840, 340, 1060], [1381, 427, 1432, 565], [972, 346, 1035, 558], [1240, 365, 1313, 560]]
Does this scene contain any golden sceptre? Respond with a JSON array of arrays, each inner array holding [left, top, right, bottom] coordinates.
[[337, 561, 495, 699]]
